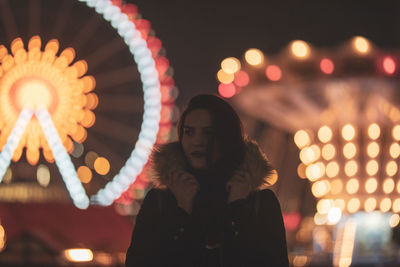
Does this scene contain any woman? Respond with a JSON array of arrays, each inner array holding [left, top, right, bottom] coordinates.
[[125, 94, 289, 267]]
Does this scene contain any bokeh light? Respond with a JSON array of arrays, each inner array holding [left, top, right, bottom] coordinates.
[[342, 124, 355, 141], [353, 36, 370, 54], [320, 58, 334, 74], [265, 65, 282, 81], [367, 123, 380, 140], [77, 166, 92, 184], [94, 157, 111, 175], [233, 71, 250, 87], [294, 130, 310, 148], [290, 40, 310, 59], [244, 48, 264, 66], [36, 164, 50, 187], [383, 56, 396, 75], [318, 126, 332, 143], [221, 57, 241, 74], [218, 83, 236, 98], [217, 69, 234, 84]]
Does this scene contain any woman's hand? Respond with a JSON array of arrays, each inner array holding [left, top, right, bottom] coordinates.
[[226, 170, 252, 204], [169, 170, 199, 214]]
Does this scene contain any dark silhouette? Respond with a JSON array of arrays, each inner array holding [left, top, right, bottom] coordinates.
[[126, 94, 289, 266]]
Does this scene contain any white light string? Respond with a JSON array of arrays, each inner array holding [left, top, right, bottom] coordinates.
[[0, 108, 33, 182], [36, 108, 90, 209], [80, 0, 162, 206]]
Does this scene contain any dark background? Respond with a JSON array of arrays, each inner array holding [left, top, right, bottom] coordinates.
[[127, 0, 400, 106]]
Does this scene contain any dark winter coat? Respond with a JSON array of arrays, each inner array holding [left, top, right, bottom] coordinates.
[[125, 140, 289, 267]]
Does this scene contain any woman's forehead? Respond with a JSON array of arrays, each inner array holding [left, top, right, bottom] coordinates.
[[184, 109, 212, 127]]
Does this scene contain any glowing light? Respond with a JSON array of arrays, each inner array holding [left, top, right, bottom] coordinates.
[[393, 199, 400, 213], [293, 255, 308, 267], [389, 143, 400, 158], [267, 169, 278, 185], [77, 166, 93, 184], [342, 124, 355, 141], [346, 179, 359, 194], [297, 163, 307, 179], [318, 126, 332, 143], [233, 71, 249, 87], [343, 143, 356, 159], [322, 144, 336, 160], [367, 123, 380, 140], [367, 142, 380, 158], [37, 164, 50, 187], [327, 207, 342, 225], [217, 69, 234, 84], [392, 125, 400, 140], [0, 108, 33, 182], [317, 199, 333, 214], [306, 162, 325, 181], [326, 161, 339, 178], [344, 160, 358, 177], [265, 65, 282, 81], [64, 249, 93, 262], [300, 146, 320, 164], [36, 109, 89, 209], [347, 198, 360, 213], [386, 161, 398, 176], [0, 36, 97, 165], [244, 48, 264, 66], [290, 40, 310, 59], [320, 58, 334, 74], [294, 130, 310, 148], [379, 198, 391, 212], [94, 157, 111, 175], [365, 178, 378, 193], [383, 178, 395, 194], [353, 36, 370, 54], [364, 197, 377, 212], [314, 212, 327, 225], [312, 180, 330, 197], [221, 57, 241, 74], [334, 199, 346, 211], [383, 56, 396, 75], [366, 160, 379, 176], [218, 83, 236, 98], [390, 214, 400, 228], [72, 142, 84, 158], [330, 179, 343, 194]]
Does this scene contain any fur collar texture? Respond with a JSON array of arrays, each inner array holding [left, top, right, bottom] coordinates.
[[149, 139, 274, 191]]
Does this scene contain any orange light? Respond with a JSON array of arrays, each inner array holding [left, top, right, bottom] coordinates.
[[383, 178, 395, 194], [365, 178, 378, 193], [364, 197, 377, 212], [64, 249, 93, 262], [77, 166, 92, 183], [383, 56, 396, 75], [218, 83, 236, 98], [330, 179, 343, 194], [265, 65, 282, 81], [346, 179, 359, 194], [320, 58, 334, 74], [353, 36, 370, 54], [294, 130, 310, 148], [234, 71, 250, 87], [347, 198, 360, 213], [94, 157, 110, 175], [217, 69, 234, 84]]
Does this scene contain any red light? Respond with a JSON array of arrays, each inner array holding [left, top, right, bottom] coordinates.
[[265, 65, 282, 81], [282, 212, 301, 231], [218, 83, 236, 98], [383, 56, 396, 75], [320, 58, 334, 74], [234, 71, 249, 87]]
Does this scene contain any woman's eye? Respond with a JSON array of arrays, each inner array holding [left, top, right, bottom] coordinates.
[[184, 129, 193, 136]]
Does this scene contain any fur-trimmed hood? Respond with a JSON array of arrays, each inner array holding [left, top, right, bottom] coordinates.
[[149, 139, 275, 191]]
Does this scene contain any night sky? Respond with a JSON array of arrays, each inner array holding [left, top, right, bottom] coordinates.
[[128, 0, 400, 106]]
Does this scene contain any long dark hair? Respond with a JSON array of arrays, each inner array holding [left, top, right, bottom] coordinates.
[[177, 94, 246, 177]]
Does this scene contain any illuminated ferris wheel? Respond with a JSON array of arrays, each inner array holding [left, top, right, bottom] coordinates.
[[0, 0, 178, 209]]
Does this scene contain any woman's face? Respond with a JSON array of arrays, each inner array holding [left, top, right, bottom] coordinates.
[[181, 109, 221, 170]]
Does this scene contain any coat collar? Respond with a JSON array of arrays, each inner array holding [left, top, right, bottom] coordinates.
[[149, 139, 275, 191]]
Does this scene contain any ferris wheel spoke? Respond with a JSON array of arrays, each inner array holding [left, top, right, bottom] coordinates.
[[50, 0, 73, 39], [0, 108, 34, 183], [94, 65, 140, 91], [92, 114, 140, 144], [0, 1, 18, 44], [35, 108, 89, 209], [70, 14, 102, 51], [96, 94, 143, 113], [28, 0, 41, 37], [86, 37, 127, 70]]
